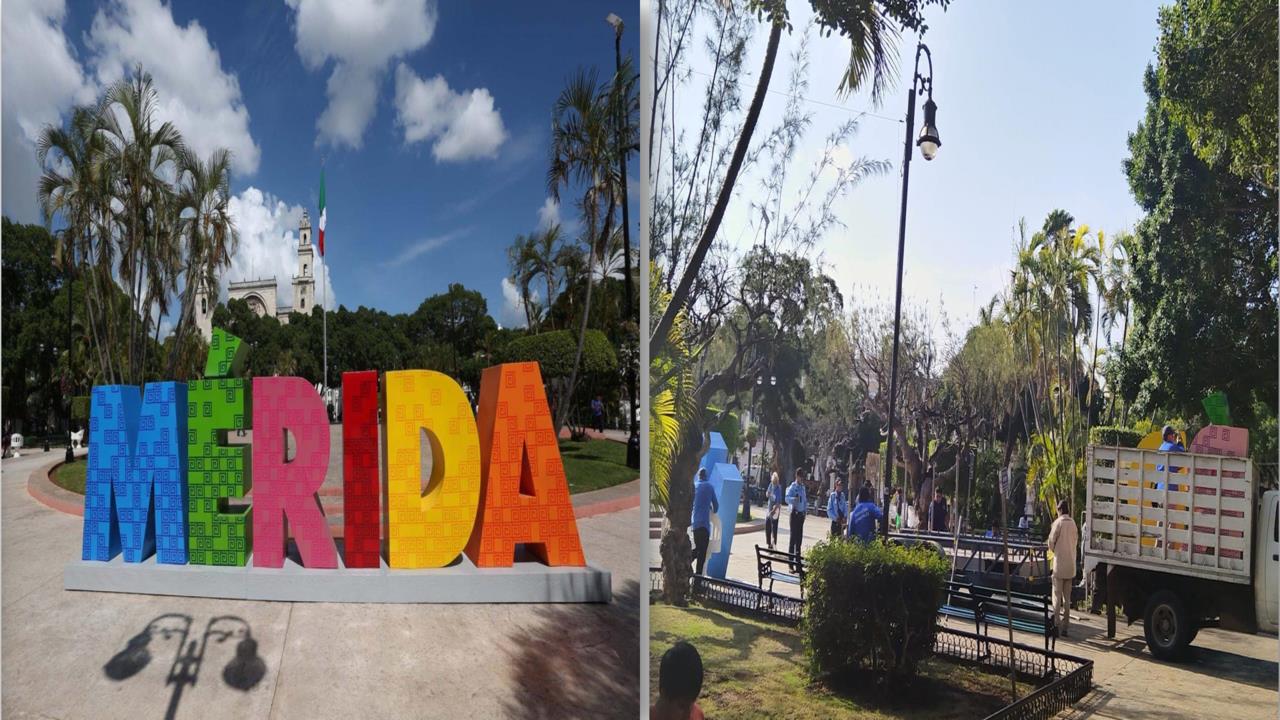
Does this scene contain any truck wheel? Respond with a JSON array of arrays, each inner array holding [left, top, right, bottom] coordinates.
[[1144, 590, 1191, 661]]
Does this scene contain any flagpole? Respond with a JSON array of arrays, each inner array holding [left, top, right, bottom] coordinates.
[[323, 253, 328, 396]]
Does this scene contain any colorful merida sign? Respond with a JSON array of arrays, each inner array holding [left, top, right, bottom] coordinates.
[[73, 329, 600, 601]]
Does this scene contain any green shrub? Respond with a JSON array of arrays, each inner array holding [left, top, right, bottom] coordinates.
[[500, 329, 617, 378], [802, 539, 947, 690], [1088, 426, 1143, 448]]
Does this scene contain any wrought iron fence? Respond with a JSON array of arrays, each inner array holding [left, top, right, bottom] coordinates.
[[934, 626, 1093, 720], [689, 574, 805, 624]]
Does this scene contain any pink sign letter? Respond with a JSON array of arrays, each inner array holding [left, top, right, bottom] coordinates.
[[251, 377, 338, 568]]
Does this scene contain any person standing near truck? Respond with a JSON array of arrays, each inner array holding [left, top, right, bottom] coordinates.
[[1047, 499, 1079, 638]]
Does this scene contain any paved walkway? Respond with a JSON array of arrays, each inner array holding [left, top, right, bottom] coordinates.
[[1, 449, 640, 719]]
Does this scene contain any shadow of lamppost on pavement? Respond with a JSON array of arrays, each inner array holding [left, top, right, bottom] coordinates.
[[103, 613, 267, 720]]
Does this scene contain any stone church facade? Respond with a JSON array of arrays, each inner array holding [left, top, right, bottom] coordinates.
[[196, 212, 318, 340]]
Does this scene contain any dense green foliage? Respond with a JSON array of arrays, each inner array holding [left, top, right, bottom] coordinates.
[[1117, 65, 1277, 430], [1088, 426, 1143, 449], [803, 539, 947, 690], [1154, 0, 1277, 190]]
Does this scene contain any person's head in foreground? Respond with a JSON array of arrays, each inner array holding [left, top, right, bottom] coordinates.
[[1162, 424, 1178, 444], [857, 485, 871, 503], [834, 480, 843, 493], [770, 471, 779, 486], [653, 641, 705, 720], [1057, 499, 1070, 517], [697, 467, 707, 482]]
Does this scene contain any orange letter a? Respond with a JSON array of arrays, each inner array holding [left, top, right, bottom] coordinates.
[[465, 363, 586, 567]]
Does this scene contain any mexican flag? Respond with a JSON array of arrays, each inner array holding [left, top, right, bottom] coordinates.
[[317, 169, 326, 256]]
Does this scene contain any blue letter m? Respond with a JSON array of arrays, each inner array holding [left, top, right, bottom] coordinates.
[[82, 382, 189, 564]]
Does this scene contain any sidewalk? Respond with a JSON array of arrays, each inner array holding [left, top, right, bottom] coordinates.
[[1, 449, 640, 719]]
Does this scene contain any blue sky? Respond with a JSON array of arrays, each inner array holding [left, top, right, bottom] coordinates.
[[667, 0, 1165, 342], [4, 0, 638, 327]]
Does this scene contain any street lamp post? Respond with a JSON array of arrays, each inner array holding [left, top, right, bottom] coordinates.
[[64, 241, 75, 464], [882, 41, 940, 538], [607, 12, 640, 470]]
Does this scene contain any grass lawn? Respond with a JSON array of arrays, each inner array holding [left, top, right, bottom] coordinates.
[[51, 460, 87, 495], [560, 438, 637, 494], [650, 603, 1036, 719]]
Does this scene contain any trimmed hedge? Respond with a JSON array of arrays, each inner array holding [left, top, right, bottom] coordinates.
[[1089, 425, 1143, 448], [802, 539, 947, 690]]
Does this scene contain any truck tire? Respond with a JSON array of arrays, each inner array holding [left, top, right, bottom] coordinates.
[[1144, 590, 1192, 661]]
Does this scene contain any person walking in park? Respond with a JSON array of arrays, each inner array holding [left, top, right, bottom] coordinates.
[[826, 480, 848, 537], [765, 472, 783, 549], [847, 485, 884, 542], [1047, 499, 1079, 638], [651, 641, 706, 720], [690, 468, 719, 576], [590, 395, 605, 434], [929, 488, 949, 532], [785, 471, 809, 560]]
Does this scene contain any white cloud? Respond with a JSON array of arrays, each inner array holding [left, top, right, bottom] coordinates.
[[500, 276, 538, 329], [286, 0, 437, 149], [384, 228, 466, 266], [537, 197, 561, 230], [393, 63, 506, 161], [1, 0, 95, 220], [86, 0, 260, 174], [225, 187, 336, 310]]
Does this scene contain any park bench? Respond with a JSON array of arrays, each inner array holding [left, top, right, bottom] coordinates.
[[971, 585, 1057, 669], [938, 580, 984, 637], [755, 545, 806, 599]]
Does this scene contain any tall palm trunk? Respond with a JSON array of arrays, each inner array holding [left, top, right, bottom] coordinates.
[[555, 194, 616, 435], [650, 17, 782, 356]]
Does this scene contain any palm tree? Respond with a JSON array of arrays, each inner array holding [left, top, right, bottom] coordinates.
[[507, 232, 540, 329], [37, 105, 120, 384], [96, 65, 184, 385], [1102, 232, 1135, 424], [169, 146, 237, 376], [548, 68, 616, 435], [650, 0, 936, 356]]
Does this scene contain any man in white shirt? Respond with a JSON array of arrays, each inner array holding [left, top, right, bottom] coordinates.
[[1047, 499, 1079, 638]]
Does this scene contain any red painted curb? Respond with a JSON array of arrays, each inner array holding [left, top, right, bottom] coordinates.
[[573, 493, 641, 519], [27, 459, 85, 517]]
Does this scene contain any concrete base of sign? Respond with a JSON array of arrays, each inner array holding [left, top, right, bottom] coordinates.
[[64, 553, 612, 603]]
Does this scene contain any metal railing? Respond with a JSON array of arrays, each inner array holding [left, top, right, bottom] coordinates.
[[933, 626, 1093, 720]]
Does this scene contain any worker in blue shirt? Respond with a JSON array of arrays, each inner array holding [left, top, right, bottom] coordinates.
[[826, 480, 848, 537], [690, 467, 719, 575], [1158, 424, 1185, 452], [1156, 424, 1186, 484], [785, 472, 809, 559], [847, 485, 884, 543]]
